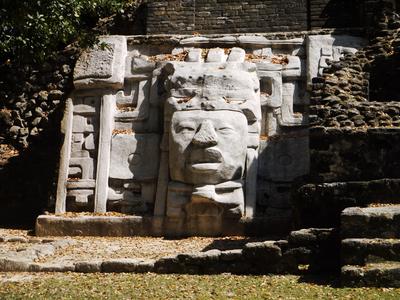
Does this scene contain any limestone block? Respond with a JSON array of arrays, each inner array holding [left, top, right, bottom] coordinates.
[[279, 81, 306, 126], [288, 228, 336, 247], [109, 133, 160, 180], [306, 35, 367, 87], [115, 79, 151, 122], [131, 57, 156, 73], [238, 36, 269, 46], [154, 256, 181, 273], [84, 133, 95, 150], [253, 48, 273, 57], [209, 36, 237, 44], [186, 48, 202, 62], [166, 182, 192, 218], [258, 70, 282, 108], [29, 263, 75, 272], [206, 48, 227, 63], [342, 206, 400, 239], [258, 134, 309, 182], [69, 157, 94, 179], [75, 44, 114, 80], [257, 182, 292, 209], [74, 97, 98, 114], [242, 241, 282, 263], [67, 189, 94, 205], [75, 261, 102, 273], [0, 258, 31, 271], [180, 36, 209, 45], [220, 249, 243, 261], [74, 36, 127, 90], [66, 179, 96, 189], [227, 48, 246, 62], [171, 48, 185, 55], [342, 262, 400, 287], [72, 115, 95, 133], [187, 183, 244, 218], [282, 56, 302, 79], [177, 249, 221, 265], [342, 238, 400, 265], [101, 259, 155, 273]]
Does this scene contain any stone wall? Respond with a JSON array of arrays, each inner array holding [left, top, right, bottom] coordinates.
[[294, 6, 400, 229], [146, 0, 396, 34], [310, 0, 371, 29], [146, 0, 308, 34], [295, 128, 400, 228]]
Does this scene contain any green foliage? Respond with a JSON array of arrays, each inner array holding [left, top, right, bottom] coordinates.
[[0, 0, 132, 64]]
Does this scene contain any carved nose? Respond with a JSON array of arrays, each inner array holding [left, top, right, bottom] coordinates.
[[192, 120, 218, 147]]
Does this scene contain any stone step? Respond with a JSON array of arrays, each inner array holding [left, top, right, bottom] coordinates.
[[341, 262, 400, 287], [342, 238, 400, 265], [341, 205, 400, 239]]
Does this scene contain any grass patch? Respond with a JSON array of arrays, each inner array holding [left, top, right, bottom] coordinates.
[[1, 273, 400, 299]]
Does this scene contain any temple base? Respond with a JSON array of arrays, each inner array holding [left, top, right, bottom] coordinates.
[[35, 215, 291, 237]]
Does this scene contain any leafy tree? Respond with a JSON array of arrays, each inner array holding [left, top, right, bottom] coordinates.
[[0, 0, 134, 64]]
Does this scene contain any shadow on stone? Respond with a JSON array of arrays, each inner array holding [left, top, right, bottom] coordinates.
[[0, 106, 63, 227]]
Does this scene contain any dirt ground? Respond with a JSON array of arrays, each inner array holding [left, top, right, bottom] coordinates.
[[0, 228, 266, 265]]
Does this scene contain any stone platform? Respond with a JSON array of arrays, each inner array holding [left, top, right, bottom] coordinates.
[[341, 205, 400, 287], [35, 215, 291, 237], [1, 227, 338, 275]]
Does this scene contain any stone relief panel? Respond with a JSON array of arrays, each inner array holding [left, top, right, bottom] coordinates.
[[306, 35, 367, 88], [54, 34, 366, 233], [108, 133, 160, 214], [66, 96, 100, 211]]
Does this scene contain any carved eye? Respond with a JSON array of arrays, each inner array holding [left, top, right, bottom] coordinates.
[[217, 126, 235, 134], [176, 123, 196, 134]]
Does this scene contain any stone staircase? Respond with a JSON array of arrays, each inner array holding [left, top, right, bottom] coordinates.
[[341, 205, 400, 287]]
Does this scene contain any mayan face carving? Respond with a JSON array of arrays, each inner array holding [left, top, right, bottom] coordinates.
[[169, 109, 248, 185], [161, 53, 261, 220]]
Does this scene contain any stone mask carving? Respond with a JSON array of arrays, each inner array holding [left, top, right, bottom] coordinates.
[[170, 109, 248, 185], [162, 58, 261, 219]]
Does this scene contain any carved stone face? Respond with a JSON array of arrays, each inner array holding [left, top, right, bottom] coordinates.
[[169, 110, 248, 185]]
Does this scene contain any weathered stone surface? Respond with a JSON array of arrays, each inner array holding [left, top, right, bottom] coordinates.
[[289, 228, 335, 247], [29, 263, 75, 272], [342, 262, 400, 287], [342, 206, 400, 239], [75, 261, 102, 273], [220, 249, 243, 262], [2, 236, 29, 243], [74, 36, 127, 89], [0, 258, 31, 272], [177, 250, 221, 265], [342, 238, 400, 265], [109, 133, 160, 180], [154, 256, 182, 274], [101, 259, 155, 273], [287, 228, 340, 272], [242, 241, 282, 263], [307, 35, 367, 87], [52, 29, 390, 237], [36, 215, 153, 237]]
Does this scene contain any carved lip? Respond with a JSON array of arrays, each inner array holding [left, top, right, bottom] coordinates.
[[190, 163, 220, 172], [189, 148, 222, 172]]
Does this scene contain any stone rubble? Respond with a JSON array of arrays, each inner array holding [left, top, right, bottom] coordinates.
[[0, 229, 340, 275], [310, 9, 400, 129]]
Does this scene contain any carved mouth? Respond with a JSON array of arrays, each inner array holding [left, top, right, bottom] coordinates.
[[190, 163, 221, 172], [189, 148, 222, 172]]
